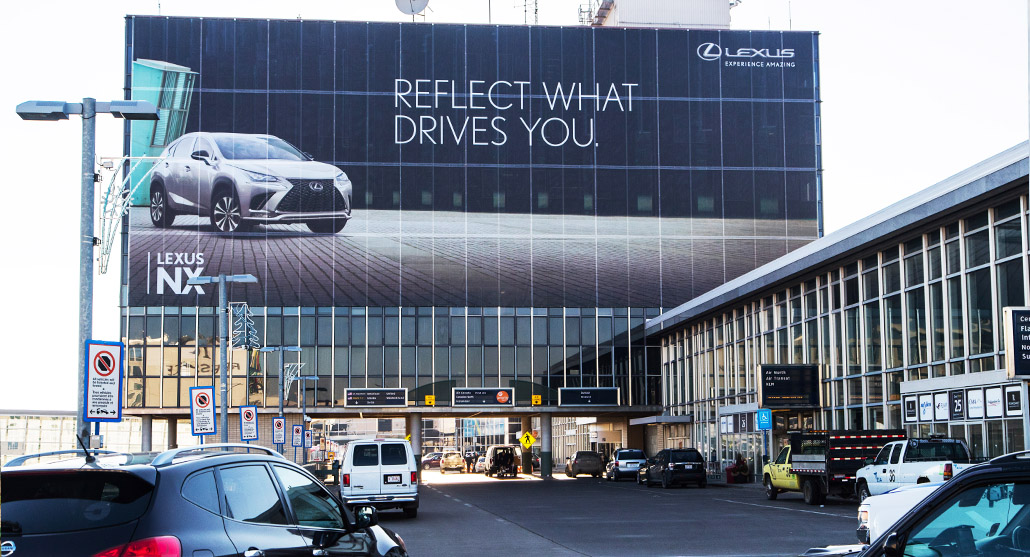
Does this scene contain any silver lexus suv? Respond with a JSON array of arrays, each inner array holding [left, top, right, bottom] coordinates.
[[149, 132, 353, 233]]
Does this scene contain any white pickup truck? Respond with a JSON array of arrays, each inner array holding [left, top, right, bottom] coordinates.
[[855, 437, 973, 501]]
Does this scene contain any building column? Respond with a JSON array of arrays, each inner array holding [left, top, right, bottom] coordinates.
[[408, 412, 423, 482], [520, 416, 533, 473], [141, 415, 153, 452], [540, 413, 552, 479], [166, 417, 177, 450]]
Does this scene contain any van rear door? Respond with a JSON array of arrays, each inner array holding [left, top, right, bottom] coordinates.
[[348, 443, 381, 497], [379, 442, 413, 496]]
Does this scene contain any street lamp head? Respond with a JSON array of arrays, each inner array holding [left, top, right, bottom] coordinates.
[[104, 100, 159, 121], [227, 274, 258, 283], [186, 276, 217, 286], [15, 100, 73, 121]]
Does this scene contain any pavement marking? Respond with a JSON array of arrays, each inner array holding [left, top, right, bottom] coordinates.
[[714, 498, 854, 519]]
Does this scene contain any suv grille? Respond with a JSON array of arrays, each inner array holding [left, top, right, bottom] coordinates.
[[278, 179, 348, 213]]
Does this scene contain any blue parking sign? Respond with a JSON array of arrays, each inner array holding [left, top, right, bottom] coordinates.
[[757, 409, 772, 430]]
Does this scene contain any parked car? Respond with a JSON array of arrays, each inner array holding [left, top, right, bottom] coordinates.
[[856, 482, 944, 544], [0, 444, 407, 557], [474, 456, 487, 473], [638, 448, 707, 488], [440, 451, 465, 473], [149, 132, 353, 233], [421, 453, 442, 470], [565, 451, 603, 478], [802, 450, 1030, 557], [340, 439, 419, 518], [605, 448, 647, 481]]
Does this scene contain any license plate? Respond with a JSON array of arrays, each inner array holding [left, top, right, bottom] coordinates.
[[384, 474, 402, 484]]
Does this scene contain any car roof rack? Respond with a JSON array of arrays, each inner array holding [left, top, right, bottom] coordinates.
[[151, 443, 285, 467], [4, 449, 123, 468]]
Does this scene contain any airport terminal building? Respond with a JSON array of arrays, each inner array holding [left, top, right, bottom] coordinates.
[[118, 13, 823, 465], [646, 144, 1030, 480]]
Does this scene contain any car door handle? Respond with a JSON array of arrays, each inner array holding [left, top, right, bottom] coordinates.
[[164, 162, 169, 167], [882, 468, 887, 473], [244, 549, 265, 557], [185, 166, 191, 172]]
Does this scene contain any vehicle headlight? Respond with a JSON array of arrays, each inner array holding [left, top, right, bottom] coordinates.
[[235, 166, 281, 183], [334, 172, 352, 190]]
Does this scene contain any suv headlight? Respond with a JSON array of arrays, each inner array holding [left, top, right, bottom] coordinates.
[[334, 172, 352, 190], [232, 166, 281, 184]]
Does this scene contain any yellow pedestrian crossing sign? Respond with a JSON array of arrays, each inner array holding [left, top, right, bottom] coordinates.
[[532, 395, 542, 406], [519, 431, 536, 450], [425, 394, 436, 406]]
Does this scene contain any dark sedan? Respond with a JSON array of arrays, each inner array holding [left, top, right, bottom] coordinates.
[[638, 448, 707, 488]]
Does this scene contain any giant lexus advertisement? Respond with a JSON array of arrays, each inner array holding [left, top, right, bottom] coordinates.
[[126, 17, 820, 308]]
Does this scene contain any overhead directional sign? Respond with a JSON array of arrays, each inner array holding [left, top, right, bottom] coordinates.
[[84, 340, 124, 422], [532, 395, 542, 406], [760, 364, 820, 409], [453, 388, 514, 406], [344, 388, 408, 408], [558, 388, 619, 406], [272, 416, 286, 445], [190, 386, 216, 436], [239, 406, 258, 441], [519, 431, 536, 450], [292, 424, 303, 447]]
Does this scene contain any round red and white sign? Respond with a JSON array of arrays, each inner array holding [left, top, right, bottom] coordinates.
[[93, 351, 116, 377], [274, 420, 284, 429], [496, 390, 510, 404], [243, 409, 254, 421], [195, 392, 211, 408]]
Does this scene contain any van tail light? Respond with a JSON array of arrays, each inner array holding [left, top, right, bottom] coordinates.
[[342, 473, 351, 487], [411, 472, 418, 484], [94, 536, 182, 557], [943, 463, 953, 480], [615, 461, 620, 467]]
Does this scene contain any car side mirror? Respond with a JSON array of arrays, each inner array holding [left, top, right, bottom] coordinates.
[[191, 150, 211, 163], [865, 458, 875, 465], [353, 506, 378, 529], [882, 532, 901, 557]]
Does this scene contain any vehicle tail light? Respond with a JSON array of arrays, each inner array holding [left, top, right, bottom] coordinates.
[[411, 472, 418, 484], [859, 509, 868, 524], [94, 536, 181, 557], [342, 473, 350, 487], [943, 463, 953, 480], [615, 461, 620, 467]]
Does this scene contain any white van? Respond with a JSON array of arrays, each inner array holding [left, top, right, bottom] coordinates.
[[339, 438, 419, 518]]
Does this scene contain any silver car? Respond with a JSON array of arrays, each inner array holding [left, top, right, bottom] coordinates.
[[605, 448, 647, 481], [149, 132, 353, 233]]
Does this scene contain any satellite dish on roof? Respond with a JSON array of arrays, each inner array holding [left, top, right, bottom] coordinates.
[[395, 0, 430, 15]]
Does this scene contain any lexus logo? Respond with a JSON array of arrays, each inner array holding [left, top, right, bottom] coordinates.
[[308, 182, 324, 192], [697, 42, 722, 61], [1, 540, 15, 557]]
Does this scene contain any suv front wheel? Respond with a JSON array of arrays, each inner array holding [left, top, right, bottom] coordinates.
[[211, 189, 245, 232]]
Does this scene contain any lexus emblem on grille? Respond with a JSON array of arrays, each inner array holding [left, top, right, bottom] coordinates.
[[1, 540, 16, 556], [308, 182, 324, 192]]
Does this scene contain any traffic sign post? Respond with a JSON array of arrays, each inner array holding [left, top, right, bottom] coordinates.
[[239, 406, 258, 442], [190, 386, 216, 437], [84, 340, 124, 423], [292, 424, 303, 447]]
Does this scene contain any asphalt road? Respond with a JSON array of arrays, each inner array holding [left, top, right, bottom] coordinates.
[[378, 471, 860, 557]]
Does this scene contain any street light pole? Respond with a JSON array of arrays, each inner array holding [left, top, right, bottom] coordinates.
[[77, 98, 96, 446], [187, 273, 257, 443], [15, 97, 158, 450]]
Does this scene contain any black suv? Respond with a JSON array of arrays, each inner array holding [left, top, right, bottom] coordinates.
[[0, 444, 408, 557], [637, 448, 707, 489]]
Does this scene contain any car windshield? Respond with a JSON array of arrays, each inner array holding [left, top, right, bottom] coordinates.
[[669, 450, 703, 463], [619, 450, 646, 459], [213, 135, 307, 161], [1, 470, 154, 534]]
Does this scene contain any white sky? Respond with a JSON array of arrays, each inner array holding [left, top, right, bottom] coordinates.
[[0, 0, 1026, 411]]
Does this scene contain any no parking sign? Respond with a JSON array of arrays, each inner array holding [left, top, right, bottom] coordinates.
[[190, 386, 216, 436], [84, 340, 124, 422], [272, 417, 286, 445], [239, 406, 258, 441]]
